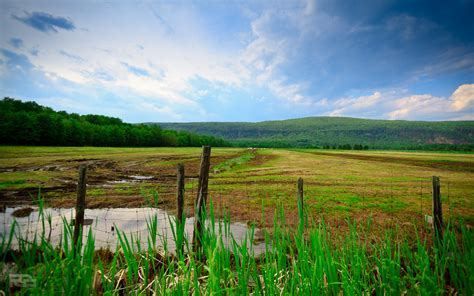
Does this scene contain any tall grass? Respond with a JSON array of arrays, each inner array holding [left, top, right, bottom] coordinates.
[[0, 201, 472, 295]]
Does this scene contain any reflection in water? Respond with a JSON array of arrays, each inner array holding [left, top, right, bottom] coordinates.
[[0, 207, 266, 255]]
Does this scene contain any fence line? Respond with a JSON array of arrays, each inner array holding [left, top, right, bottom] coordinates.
[[1, 147, 462, 251]]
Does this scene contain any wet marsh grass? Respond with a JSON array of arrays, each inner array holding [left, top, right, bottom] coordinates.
[[0, 200, 472, 294]]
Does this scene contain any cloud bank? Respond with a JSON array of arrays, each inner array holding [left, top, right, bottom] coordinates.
[[329, 84, 474, 121], [0, 1, 472, 122]]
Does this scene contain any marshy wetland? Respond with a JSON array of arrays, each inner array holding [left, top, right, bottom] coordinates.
[[1, 146, 473, 294], [1, 146, 473, 228]]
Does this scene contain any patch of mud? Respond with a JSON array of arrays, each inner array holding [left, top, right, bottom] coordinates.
[[0, 184, 77, 207], [65, 158, 100, 162], [248, 153, 276, 167], [2, 159, 118, 173], [0, 164, 68, 172], [12, 207, 34, 217], [30, 165, 69, 172], [0, 152, 251, 210], [85, 160, 117, 170]]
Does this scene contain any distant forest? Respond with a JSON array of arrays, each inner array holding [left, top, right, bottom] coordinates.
[[159, 117, 474, 151], [3, 97, 473, 151], [0, 98, 229, 147]]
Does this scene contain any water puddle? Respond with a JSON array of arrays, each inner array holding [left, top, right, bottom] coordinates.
[[106, 180, 135, 184], [129, 175, 154, 180], [105, 175, 154, 185], [0, 207, 267, 255]]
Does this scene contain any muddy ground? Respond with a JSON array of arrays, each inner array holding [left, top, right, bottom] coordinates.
[[1, 147, 472, 238], [0, 149, 272, 219]]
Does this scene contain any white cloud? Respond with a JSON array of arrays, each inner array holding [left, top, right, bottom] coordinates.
[[240, 4, 334, 105], [242, 11, 288, 84], [447, 114, 474, 121], [450, 84, 474, 111], [330, 92, 382, 116], [268, 79, 308, 104], [387, 94, 447, 119], [1, 1, 251, 120], [137, 101, 183, 121], [387, 84, 474, 119], [325, 84, 473, 120]]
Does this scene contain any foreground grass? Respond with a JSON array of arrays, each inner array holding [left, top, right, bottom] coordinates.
[[0, 201, 472, 295]]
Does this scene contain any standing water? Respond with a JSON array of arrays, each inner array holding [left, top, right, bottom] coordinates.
[[0, 207, 266, 255]]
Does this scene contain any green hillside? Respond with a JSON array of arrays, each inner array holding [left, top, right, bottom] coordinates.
[[157, 117, 474, 150]]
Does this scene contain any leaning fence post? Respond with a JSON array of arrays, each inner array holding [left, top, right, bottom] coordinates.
[[193, 146, 211, 254], [297, 177, 304, 232], [73, 165, 87, 249], [432, 176, 443, 239], [176, 163, 185, 254]]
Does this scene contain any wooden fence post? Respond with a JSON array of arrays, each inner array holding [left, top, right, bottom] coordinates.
[[176, 163, 185, 254], [298, 177, 304, 209], [193, 146, 211, 254], [177, 164, 185, 223], [73, 165, 87, 249], [297, 177, 304, 232], [432, 176, 443, 239]]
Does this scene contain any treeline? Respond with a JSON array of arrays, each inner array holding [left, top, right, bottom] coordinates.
[[159, 117, 474, 151], [232, 141, 370, 150], [322, 144, 369, 150], [0, 98, 229, 147], [232, 138, 474, 151]]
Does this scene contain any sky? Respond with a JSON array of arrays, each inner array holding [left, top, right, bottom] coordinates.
[[0, 0, 473, 123]]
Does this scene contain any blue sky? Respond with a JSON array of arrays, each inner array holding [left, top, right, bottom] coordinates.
[[0, 0, 473, 122]]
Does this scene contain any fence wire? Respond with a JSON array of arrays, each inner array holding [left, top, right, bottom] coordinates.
[[0, 175, 466, 255]]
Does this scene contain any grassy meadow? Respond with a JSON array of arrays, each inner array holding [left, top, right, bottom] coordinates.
[[1, 146, 473, 294], [1, 146, 473, 228]]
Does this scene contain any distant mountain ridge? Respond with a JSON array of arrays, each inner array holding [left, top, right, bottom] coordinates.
[[154, 117, 474, 150]]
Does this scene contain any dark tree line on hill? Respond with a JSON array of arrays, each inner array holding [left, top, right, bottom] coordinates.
[[159, 117, 474, 151], [0, 98, 229, 147], [322, 144, 369, 150]]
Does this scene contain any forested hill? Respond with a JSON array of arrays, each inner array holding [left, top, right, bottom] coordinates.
[[0, 98, 229, 147], [157, 117, 474, 151]]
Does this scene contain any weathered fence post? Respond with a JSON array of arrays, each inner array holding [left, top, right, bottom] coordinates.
[[73, 165, 87, 249], [297, 177, 304, 232], [176, 163, 185, 254], [193, 146, 211, 254], [177, 164, 185, 223], [432, 176, 443, 239], [298, 177, 304, 209]]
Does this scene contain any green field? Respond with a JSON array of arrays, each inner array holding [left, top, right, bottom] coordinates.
[[1, 146, 474, 294], [1, 146, 473, 229]]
